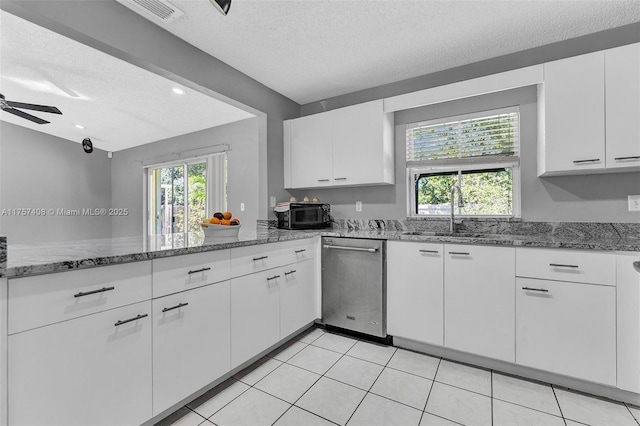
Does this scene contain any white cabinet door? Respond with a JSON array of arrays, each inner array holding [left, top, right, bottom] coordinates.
[[387, 241, 444, 346], [230, 268, 281, 368], [288, 112, 333, 188], [616, 252, 640, 393], [152, 281, 231, 416], [444, 244, 515, 362], [540, 51, 605, 175], [280, 259, 316, 338], [605, 43, 640, 170], [516, 278, 616, 386], [332, 100, 393, 186], [8, 301, 152, 426]]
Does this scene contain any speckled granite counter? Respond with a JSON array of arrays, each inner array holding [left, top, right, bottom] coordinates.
[[0, 236, 6, 277], [5, 220, 640, 278]]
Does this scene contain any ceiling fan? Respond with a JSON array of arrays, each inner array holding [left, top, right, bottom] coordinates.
[[0, 93, 62, 124]]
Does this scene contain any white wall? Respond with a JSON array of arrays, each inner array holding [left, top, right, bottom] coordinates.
[[0, 122, 113, 243], [111, 118, 260, 238]]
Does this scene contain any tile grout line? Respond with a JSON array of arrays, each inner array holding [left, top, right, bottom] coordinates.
[[418, 356, 442, 425], [551, 385, 568, 426]]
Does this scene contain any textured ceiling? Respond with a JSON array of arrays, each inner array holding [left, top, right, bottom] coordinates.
[[146, 0, 640, 104], [0, 10, 254, 152]]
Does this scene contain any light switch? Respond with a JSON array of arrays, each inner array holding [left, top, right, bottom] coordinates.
[[356, 201, 362, 212], [270, 196, 276, 208], [629, 195, 640, 212], [240, 202, 245, 212]]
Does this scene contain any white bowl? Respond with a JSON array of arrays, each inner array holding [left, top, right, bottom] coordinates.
[[201, 223, 241, 238]]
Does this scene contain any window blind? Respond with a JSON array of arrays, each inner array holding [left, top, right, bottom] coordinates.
[[406, 110, 519, 165]]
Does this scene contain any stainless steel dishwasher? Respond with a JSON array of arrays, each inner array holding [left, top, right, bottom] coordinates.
[[321, 237, 387, 338]]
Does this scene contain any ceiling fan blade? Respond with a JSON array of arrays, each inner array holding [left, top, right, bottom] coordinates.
[[2, 107, 50, 124], [5, 100, 62, 114]]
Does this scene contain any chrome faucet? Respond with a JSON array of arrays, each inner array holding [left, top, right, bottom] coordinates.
[[450, 185, 464, 233]]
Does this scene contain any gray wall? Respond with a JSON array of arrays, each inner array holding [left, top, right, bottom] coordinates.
[[1, 0, 300, 220], [0, 122, 112, 243], [111, 118, 260, 238], [295, 86, 640, 223]]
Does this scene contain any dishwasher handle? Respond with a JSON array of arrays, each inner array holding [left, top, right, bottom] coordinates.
[[323, 244, 378, 253]]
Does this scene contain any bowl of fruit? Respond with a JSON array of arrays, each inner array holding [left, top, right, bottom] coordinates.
[[201, 211, 241, 238]]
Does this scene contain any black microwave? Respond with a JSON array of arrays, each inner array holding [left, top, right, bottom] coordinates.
[[274, 203, 331, 230]]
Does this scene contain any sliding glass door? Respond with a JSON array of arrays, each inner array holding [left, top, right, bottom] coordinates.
[[147, 154, 226, 236]]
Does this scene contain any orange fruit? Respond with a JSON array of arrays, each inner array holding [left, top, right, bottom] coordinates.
[[222, 211, 232, 220], [220, 219, 231, 226], [209, 217, 221, 225]]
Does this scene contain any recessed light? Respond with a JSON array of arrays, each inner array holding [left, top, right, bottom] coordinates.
[[74, 124, 85, 129], [172, 87, 185, 95]]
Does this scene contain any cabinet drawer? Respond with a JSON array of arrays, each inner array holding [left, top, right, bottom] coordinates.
[[516, 277, 616, 385], [8, 261, 152, 335], [230, 243, 283, 278], [279, 237, 317, 265], [516, 248, 615, 285], [152, 250, 230, 298]]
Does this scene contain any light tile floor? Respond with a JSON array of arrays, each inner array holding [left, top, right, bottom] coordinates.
[[157, 327, 640, 426]]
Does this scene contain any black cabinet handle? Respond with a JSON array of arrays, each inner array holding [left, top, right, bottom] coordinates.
[[114, 314, 148, 327], [295, 249, 306, 254], [74, 286, 115, 298], [549, 263, 579, 269], [188, 267, 211, 275], [284, 270, 297, 276], [448, 251, 470, 256], [334, 177, 348, 181], [266, 275, 281, 281], [419, 249, 439, 254], [162, 302, 189, 313], [522, 287, 549, 293], [573, 159, 600, 164], [253, 256, 268, 262], [318, 179, 330, 182], [614, 156, 640, 161]]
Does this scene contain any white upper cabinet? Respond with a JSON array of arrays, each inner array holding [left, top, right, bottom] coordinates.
[[538, 51, 605, 175], [284, 99, 394, 189], [538, 43, 640, 176], [605, 43, 640, 170]]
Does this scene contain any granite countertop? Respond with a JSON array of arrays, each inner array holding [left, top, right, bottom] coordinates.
[[5, 220, 640, 278]]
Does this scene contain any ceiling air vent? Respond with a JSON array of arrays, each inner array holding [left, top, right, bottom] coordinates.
[[116, 0, 185, 24]]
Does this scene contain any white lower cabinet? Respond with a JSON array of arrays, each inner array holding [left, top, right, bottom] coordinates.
[[280, 259, 316, 338], [230, 268, 281, 368], [152, 281, 230, 416], [8, 301, 152, 426], [444, 244, 515, 362], [616, 252, 640, 393], [515, 277, 616, 386], [387, 241, 444, 346]]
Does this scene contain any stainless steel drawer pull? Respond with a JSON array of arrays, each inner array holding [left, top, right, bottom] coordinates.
[[419, 249, 439, 254], [253, 256, 268, 262], [115, 314, 148, 327], [294, 249, 307, 254], [448, 251, 470, 256], [334, 177, 348, 181], [573, 159, 600, 164], [549, 263, 579, 269], [614, 156, 640, 161], [162, 302, 189, 313], [522, 287, 549, 293], [284, 270, 296, 276], [318, 179, 330, 182], [266, 275, 281, 281], [323, 245, 378, 253], [74, 286, 115, 298], [188, 267, 211, 275]]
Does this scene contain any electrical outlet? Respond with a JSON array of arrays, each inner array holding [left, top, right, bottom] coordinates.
[[629, 195, 640, 212], [270, 196, 276, 208], [240, 202, 245, 212], [355, 201, 362, 212]]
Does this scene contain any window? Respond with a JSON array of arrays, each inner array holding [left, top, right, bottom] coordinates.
[[407, 107, 520, 217], [146, 153, 227, 236]]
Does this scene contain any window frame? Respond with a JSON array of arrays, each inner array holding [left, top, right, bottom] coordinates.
[[406, 106, 521, 218]]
